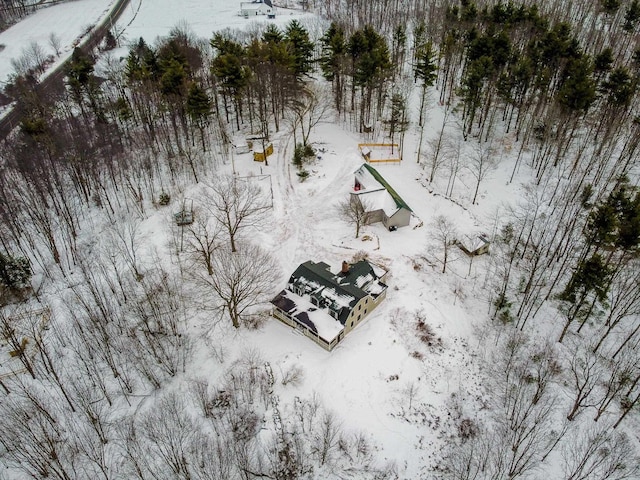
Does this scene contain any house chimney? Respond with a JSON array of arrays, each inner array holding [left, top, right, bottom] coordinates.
[[341, 261, 350, 274]]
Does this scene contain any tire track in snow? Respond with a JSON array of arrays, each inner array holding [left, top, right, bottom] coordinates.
[[271, 139, 357, 268], [271, 132, 302, 271], [291, 153, 356, 262]]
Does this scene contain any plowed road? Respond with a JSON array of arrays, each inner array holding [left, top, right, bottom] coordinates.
[[0, 0, 130, 140]]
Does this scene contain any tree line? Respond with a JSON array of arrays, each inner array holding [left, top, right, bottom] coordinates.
[[315, 1, 640, 477]]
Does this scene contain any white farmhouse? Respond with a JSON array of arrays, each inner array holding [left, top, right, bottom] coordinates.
[[239, 0, 275, 17], [271, 260, 388, 351]]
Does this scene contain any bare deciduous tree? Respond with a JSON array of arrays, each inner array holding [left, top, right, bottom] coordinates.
[[430, 215, 458, 273], [202, 243, 279, 328], [424, 104, 454, 179], [0, 388, 73, 480], [566, 342, 603, 421], [561, 423, 640, 480], [108, 216, 145, 281], [204, 176, 270, 253], [288, 83, 333, 146], [138, 393, 195, 479], [48, 32, 62, 57], [594, 346, 638, 422], [316, 410, 342, 466], [402, 381, 420, 412], [467, 141, 498, 205], [339, 195, 372, 239], [0, 309, 36, 378], [26, 41, 47, 75], [592, 261, 640, 354], [186, 215, 221, 276]]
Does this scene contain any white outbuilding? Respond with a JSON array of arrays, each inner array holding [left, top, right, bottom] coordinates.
[[239, 0, 275, 17]]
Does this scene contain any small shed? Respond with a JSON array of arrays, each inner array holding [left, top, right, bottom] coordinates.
[[457, 235, 490, 256], [174, 199, 194, 226], [234, 143, 251, 154], [174, 211, 193, 226], [253, 142, 274, 162]]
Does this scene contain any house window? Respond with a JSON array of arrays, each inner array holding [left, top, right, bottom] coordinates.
[[350, 321, 354, 327], [357, 314, 361, 321], [329, 309, 339, 320], [365, 298, 369, 304], [358, 304, 362, 310]]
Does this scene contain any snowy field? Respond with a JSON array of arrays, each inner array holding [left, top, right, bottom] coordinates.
[[0, 0, 115, 88], [117, 0, 314, 43]]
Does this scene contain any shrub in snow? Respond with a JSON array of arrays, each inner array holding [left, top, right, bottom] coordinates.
[[281, 364, 304, 386], [0, 253, 31, 290], [415, 314, 442, 348], [158, 192, 171, 206], [458, 418, 479, 442]]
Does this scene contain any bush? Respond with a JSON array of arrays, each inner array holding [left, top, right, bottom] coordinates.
[[281, 364, 304, 386], [292, 143, 315, 167], [158, 192, 171, 206], [458, 418, 479, 442], [293, 144, 305, 167], [302, 143, 314, 158], [296, 169, 310, 181], [415, 313, 442, 348], [410, 351, 424, 360], [103, 30, 117, 51], [242, 312, 267, 330], [351, 250, 369, 262], [0, 253, 31, 289], [493, 292, 513, 324]]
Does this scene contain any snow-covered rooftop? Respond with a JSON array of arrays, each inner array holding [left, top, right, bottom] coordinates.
[[354, 188, 400, 217], [272, 289, 344, 343], [352, 163, 412, 217], [354, 163, 386, 192]]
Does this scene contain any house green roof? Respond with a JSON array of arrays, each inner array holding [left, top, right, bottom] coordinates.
[[361, 163, 412, 212]]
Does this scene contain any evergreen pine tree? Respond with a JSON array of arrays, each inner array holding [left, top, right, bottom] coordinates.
[[624, 0, 640, 31], [186, 82, 212, 149], [320, 23, 347, 110], [414, 40, 437, 126], [285, 20, 314, 79], [0, 253, 31, 290], [557, 55, 596, 113]]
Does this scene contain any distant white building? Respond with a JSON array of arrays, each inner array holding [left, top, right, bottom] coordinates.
[[239, 0, 275, 17]]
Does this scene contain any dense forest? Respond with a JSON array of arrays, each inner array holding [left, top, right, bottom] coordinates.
[[0, 0, 639, 478]]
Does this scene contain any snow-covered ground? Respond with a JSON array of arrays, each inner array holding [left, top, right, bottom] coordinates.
[[4, 1, 637, 478], [117, 0, 313, 44], [0, 1, 521, 477], [131, 112, 510, 475], [0, 0, 310, 117], [0, 0, 115, 88]]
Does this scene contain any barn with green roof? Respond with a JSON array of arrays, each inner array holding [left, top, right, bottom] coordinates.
[[352, 163, 413, 229]]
